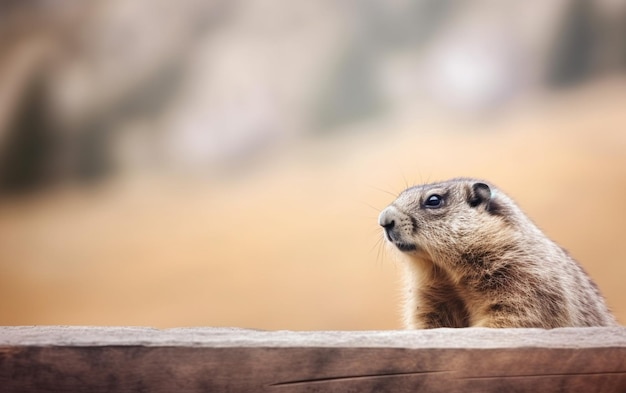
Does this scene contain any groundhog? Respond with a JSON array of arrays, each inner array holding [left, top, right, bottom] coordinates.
[[378, 178, 618, 328]]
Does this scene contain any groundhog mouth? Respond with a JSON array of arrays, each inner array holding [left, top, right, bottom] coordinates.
[[393, 241, 417, 252], [381, 225, 417, 252]]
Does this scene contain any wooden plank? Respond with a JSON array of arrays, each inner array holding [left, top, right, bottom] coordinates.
[[1, 327, 625, 392]]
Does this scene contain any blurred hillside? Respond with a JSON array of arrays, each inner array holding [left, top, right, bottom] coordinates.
[[0, 0, 625, 329]]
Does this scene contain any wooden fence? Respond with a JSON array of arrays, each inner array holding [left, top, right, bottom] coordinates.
[[1, 326, 625, 392]]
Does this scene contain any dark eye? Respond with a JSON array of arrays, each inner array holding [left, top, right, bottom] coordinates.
[[424, 194, 444, 208]]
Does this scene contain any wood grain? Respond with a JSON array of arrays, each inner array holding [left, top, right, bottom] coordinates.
[[1, 327, 625, 392]]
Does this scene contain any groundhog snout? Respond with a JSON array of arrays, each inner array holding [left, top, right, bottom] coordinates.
[[378, 206, 416, 251], [378, 206, 398, 241]]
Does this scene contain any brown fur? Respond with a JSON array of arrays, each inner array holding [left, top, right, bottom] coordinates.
[[378, 178, 618, 328]]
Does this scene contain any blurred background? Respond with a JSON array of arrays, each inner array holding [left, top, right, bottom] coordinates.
[[0, 0, 625, 330]]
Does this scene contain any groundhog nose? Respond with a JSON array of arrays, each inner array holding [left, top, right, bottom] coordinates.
[[378, 207, 396, 229]]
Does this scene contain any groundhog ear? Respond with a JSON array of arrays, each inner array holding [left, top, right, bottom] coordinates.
[[468, 182, 492, 208]]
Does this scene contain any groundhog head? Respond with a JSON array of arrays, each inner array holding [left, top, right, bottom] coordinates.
[[378, 178, 510, 261]]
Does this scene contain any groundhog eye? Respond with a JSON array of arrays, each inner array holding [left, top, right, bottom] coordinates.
[[424, 194, 444, 208]]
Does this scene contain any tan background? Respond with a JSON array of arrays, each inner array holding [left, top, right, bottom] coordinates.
[[1, 78, 625, 329]]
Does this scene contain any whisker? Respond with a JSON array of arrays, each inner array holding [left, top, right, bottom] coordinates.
[[377, 239, 384, 268], [369, 226, 383, 235], [375, 235, 388, 268], [369, 234, 383, 254], [367, 185, 397, 198], [417, 169, 426, 185], [360, 200, 382, 212]]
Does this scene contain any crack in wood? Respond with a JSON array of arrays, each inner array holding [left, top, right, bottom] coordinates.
[[269, 370, 450, 387], [270, 370, 626, 387], [462, 371, 626, 380]]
